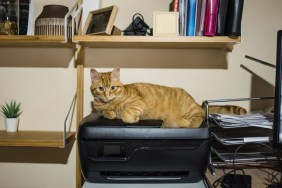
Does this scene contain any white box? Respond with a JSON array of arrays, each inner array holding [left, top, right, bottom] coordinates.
[[153, 12, 179, 36]]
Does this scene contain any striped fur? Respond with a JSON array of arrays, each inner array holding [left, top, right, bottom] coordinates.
[[90, 68, 246, 128], [208, 105, 247, 115]]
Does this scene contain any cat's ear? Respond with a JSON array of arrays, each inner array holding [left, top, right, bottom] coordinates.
[[90, 68, 100, 82], [111, 68, 120, 80]]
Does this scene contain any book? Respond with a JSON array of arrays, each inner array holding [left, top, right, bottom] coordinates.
[[178, 0, 186, 36], [183, 0, 188, 35], [225, 0, 244, 36], [187, 0, 197, 36], [169, 0, 179, 11], [203, 0, 219, 36], [195, 0, 203, 36], [169, 1, 174, 11], [174, 0, 179, 11], [216, 0, 228, 36]]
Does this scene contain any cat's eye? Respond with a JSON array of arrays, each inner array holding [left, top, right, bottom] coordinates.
[[98, 87, 104, 91], [111, 86, 116, 90]]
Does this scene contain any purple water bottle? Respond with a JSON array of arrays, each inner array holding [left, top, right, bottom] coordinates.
[[204, 0, 219, 36]]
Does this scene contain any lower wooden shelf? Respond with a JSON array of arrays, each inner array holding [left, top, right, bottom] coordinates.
[[0, 36, 74, 48], [0, 131, 76, 148]]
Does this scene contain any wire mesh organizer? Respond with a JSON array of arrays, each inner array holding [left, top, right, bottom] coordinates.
[[201, 97, 282, 175]]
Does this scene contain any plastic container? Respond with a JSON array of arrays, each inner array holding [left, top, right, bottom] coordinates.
[[0, 0, 19, 35]]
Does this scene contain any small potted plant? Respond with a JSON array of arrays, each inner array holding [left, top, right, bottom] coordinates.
[[0, 100, 22, 132]]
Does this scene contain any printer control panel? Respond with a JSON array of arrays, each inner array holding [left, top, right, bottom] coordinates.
[[97, 142, 126, 160]]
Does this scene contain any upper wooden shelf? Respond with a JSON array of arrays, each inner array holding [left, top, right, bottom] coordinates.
[[0, 35, 240, 50], [72, 35, 240, 50], [0, 131, 76, 148], [0, 35, 74, 48]]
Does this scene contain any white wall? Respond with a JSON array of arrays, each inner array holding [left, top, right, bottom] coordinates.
[[0, 1, 77, 188], [0, 0, 281, 187]]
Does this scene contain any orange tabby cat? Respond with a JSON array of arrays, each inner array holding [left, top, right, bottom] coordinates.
[[90, 68, 246, 128]]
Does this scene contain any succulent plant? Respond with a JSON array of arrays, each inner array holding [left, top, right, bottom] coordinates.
[[0, 100, 22, 118]]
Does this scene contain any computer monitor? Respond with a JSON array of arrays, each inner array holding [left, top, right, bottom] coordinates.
[[273, 30, 282, 149]]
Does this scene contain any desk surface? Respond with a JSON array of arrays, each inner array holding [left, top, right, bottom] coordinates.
[[206, 168, 281, 188], [82, 181, 208, 188]]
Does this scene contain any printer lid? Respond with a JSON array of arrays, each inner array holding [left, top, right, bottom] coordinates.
[[79, 113, 210, 140]]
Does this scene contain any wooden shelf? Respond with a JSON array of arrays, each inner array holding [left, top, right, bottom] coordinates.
[[0, 131, 76, 148], [73, 35, 240, 50], [0, 35, 240, 50], [0, 35, 74, 48]]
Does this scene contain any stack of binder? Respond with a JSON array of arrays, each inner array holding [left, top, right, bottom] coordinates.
[[172, 0, 244, 36]]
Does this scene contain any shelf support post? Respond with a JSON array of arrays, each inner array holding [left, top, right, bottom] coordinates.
[[75, 44, 84, 188], [75, 1, 84, 188]]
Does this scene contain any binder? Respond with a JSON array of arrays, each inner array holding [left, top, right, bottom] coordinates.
[[187, 0, 197, 36], [225, 0, 244, 36], [178, 0, 186, 36], [216, 0, 228, 36], [203, 0, 220, 36], [196, 0, 207, 36]]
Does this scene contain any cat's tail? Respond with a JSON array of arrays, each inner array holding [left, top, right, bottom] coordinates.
[[207, 105, 247, 115]]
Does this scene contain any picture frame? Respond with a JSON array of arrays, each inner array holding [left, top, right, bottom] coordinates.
[[82, 5, 118, 35], [81, 0, 101, 28], [153, 12, 179, 36]]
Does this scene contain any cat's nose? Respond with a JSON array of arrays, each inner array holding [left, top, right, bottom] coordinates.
[[104, 90, 110, 98]]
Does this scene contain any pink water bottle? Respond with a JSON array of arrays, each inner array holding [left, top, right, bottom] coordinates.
[[204, 0, 219, 36]]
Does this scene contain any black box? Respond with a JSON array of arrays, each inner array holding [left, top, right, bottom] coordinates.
[[221, 174, 252, 188], [78, 113, 211, 183]]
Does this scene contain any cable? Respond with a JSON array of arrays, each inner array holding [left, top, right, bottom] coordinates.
[[232, 142, 280, 188], [212, 169, 246, 187], [232, 143, 256, 188], [245, 55, 276, 69], [203, 175, 209, 188], [213, 142, 279, 188], [258, 169, 281, 185], [132, 13, 144, 28], [122, 13, 151, 36]]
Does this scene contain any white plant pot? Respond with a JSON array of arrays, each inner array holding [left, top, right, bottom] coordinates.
[[5, 118, 19, 132]]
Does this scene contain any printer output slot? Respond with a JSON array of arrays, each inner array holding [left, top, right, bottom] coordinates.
[[88, 156, 128, 162], [100, 171, 189, 181], [88, 146, 197, 162]]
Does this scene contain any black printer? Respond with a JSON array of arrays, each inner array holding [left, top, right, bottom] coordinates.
[[78, 113, 211, 184]]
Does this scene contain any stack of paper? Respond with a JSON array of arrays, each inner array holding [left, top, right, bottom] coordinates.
[[211, 126, 273, 145], [209, 113, 273, 129]]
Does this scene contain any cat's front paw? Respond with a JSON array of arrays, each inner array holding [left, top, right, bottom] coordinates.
[[121, 112, 140, 123], [103, 110, 117, 119]]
